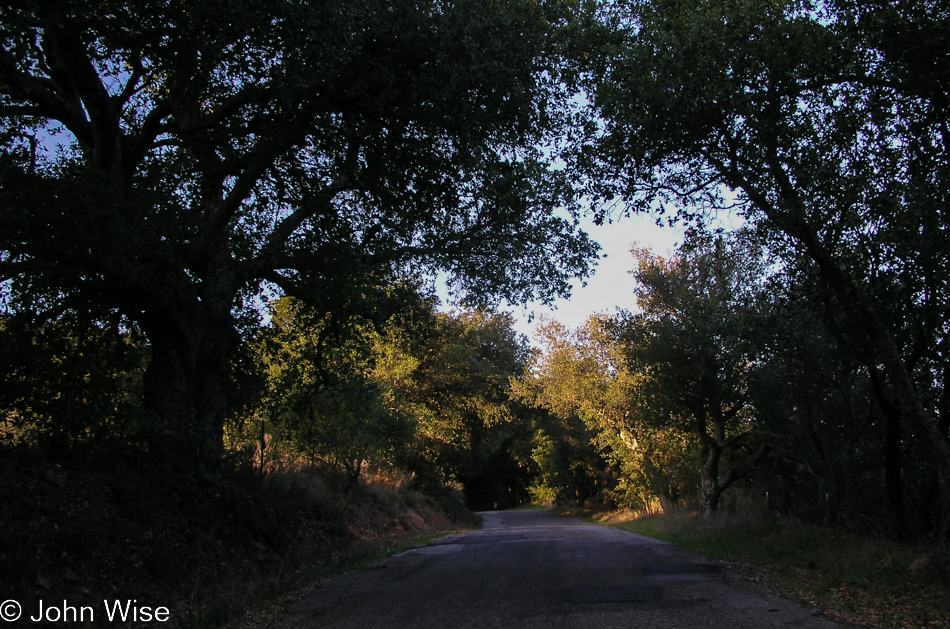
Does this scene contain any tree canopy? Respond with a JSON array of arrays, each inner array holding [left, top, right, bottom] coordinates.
[[582, 0, 950, 538], [0, 0, 599, 469], [4, 0, 950, 544]]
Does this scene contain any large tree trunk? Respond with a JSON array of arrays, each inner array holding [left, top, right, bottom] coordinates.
[[139, 301, 233, 474], [698, 436, 768, 517], [700, 443, 724, 516], [873, 327, 950, 541], [869, 365, 905, 530]]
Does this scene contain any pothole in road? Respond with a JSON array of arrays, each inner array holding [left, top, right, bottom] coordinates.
[[558, 585, 664, 604]]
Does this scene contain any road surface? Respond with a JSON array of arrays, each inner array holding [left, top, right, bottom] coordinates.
[[275, 509, 855, 628]]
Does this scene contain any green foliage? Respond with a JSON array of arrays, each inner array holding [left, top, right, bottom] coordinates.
[[248, 296, 414, 482], [623, 230, 774, 513], [516, 231, 776, 513], [0, 0, 600, 469], [0, 313, 147, 456], [382, 309, 533, 501], [2, 0, 947, 547], [514, 316, 665, 508], [240, 291, 534, 505], [516, 222, 941, 529], [583, 0, 950, 535]]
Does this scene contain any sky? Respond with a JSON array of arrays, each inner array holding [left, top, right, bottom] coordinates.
[[504, 212, 685, 343]]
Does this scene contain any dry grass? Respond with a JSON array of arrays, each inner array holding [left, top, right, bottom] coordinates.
[[0, 449, 477, 629], [594, 508, 950, 629]]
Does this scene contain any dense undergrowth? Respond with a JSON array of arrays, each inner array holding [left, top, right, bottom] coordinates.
[[0, 447, 478, 628], [590, 507, 950, 629]]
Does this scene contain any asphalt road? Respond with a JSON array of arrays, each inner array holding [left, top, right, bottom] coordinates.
[[275, 509, 854, 629]]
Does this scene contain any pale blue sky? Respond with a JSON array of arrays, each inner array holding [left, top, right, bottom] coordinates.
[[506, 212, 684, 341]]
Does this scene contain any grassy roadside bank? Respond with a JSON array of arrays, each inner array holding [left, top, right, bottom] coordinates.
[[580, 508, 950, 629], [1, 450, 480, 629]]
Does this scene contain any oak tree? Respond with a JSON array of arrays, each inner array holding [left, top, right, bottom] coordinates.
[[0, 0, 598, 470], [621, 232, 772, 514], [585, 0, 950, 536]]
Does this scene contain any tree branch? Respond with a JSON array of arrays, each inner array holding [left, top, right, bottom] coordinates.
[[44, 24, 122, 170], [116, 50, 145, 108], [0, 49, 92, 146]]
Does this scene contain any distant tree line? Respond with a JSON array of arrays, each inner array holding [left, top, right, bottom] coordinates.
[[246, 291, 536, 505], [515, 229, 945, 539], [0, 284, 539, 507]]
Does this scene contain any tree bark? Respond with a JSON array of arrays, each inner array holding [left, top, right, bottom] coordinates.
[[139, 301, 233, 474], [700, 442, 724, 516], [869, 365, 905, 529]]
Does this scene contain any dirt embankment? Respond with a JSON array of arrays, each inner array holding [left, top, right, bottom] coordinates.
[[0, 452, 477, 628]]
